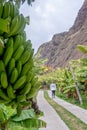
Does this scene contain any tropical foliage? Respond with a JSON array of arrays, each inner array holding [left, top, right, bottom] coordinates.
[[0, 0, 46, 130], [35, 45, 87, 108], [0, 104, 46, 130]]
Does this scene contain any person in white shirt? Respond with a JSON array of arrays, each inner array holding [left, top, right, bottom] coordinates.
[[50, 81, 56, 98]]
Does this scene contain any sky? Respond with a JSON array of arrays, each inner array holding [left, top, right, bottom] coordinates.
[[20, 0, 84, 53]]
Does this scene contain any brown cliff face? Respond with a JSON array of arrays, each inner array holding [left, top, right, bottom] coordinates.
[[36, 0, 87, 68], [70, 0, 87, 33]]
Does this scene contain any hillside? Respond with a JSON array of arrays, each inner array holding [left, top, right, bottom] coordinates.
[[35, 0, 87, 68]]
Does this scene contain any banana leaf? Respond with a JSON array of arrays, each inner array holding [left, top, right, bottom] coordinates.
[[0, 104, 15, 121], [8, 126, 38, 130], [9, 118, 46, 129], [0, 105, 46, 130], [10, 109, 46, 129], [63, 85, 75, 94], [8, 126, 27, 130], [63, 85, 75, 90], [12, 109, 36, 121], [0, 107, 5, 122]]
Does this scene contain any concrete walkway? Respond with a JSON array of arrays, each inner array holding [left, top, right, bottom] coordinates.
[[37, 90, 69, 130], [48, 90, 87, 124]]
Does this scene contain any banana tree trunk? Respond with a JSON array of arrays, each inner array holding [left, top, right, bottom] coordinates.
[[69, 66, 83, 105]]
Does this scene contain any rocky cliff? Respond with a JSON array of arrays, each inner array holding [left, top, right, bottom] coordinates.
[[36, 0, 87, 68]]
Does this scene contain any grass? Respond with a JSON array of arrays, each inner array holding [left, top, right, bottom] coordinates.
[[57, 93, 87, 109], [44, 91, 87, 130]]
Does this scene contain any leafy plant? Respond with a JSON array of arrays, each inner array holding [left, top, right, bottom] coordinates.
[[0, 104, 46, 130]]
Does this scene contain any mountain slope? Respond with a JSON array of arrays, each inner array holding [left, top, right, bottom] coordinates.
[[36, 0, 87, 68]]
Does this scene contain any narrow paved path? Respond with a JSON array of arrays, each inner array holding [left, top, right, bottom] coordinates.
[[37, 90, 69, 130], [48, 90, 87, 124]]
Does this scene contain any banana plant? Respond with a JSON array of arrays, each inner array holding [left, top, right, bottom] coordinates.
[[61, 68, 76, 97], [77, 45, 87, 95], [0, 104, 46, 130]]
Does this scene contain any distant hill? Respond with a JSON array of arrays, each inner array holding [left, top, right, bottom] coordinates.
[[35, 0, 87, 68]]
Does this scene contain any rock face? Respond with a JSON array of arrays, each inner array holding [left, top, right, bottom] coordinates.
[[36, 0, 87, 68]]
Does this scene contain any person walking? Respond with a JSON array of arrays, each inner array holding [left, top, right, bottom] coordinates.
[[50, 81, 56, 98], [43, 81, 47, 90]]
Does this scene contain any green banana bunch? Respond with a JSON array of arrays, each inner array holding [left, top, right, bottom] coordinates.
[[13, 34, 25, 52], [3, 2, 11, 19], [26, 71, 34, 82], [17, 14, 26, 34], [26, 86, 37, 99], [7, 84, 16, 99], [19, 50, 31, 65], [20, 83, 31, 95], [3, 37, 13, 67], [8, 58, 15, 76], [13, 75, 26, 90], [13, 45, 24, 61], [0, 60, 5, 74], [21, 59, 33, 76], [1, 71, 8, 88], [3, 1, 18, 19], [0, 89, 10, 101], [0, 1, 39, 116], [9, 14, 26, 36], [17, 95, 26, 102], [0, 17, 10, 33], [10, 68, 18, 84], [16, 61, 22, 76]]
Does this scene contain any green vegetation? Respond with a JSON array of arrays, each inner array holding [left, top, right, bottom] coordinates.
[[57, 92, 87, 109], [36, 51, 87, 109], [0, 104, 46, 130], [0, 1, 46, 130], [44, 91, 87, 130], [0, 0, 87, 129]]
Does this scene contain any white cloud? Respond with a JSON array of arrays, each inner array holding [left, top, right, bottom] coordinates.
[[20, 0, 84, 53]]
